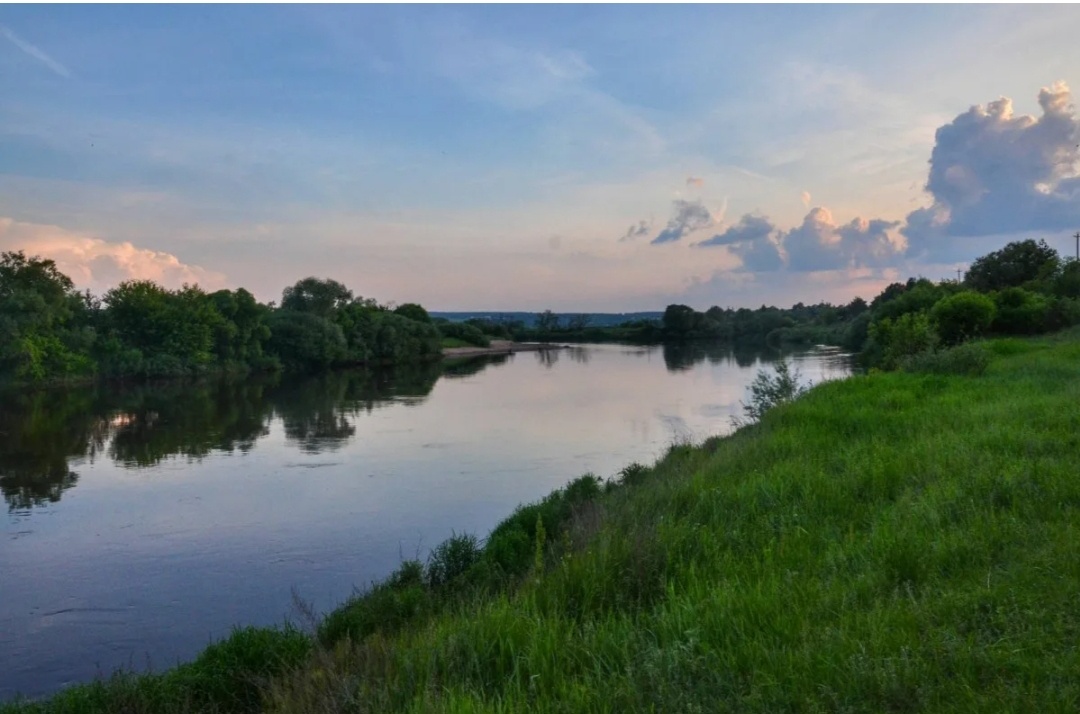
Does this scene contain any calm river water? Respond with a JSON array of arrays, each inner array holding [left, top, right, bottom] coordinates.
[[0, 342, 851, 700]]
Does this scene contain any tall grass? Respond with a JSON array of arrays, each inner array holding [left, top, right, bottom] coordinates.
[[7, 327, 1080, 713]]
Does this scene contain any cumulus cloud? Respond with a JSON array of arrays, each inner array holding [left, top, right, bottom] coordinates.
[[0, 216, 226, 294], [618, 219, 651, 242], [801, 190, 812, 209], [650, 199, 715, 245], [686, 176, 705, 187], [905, 81, 1080, 255], [693, 208, 904, 274], [784, 207, 904, 272]]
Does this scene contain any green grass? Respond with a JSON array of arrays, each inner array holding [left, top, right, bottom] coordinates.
[[440, 337, 478, 349], [7, 328, 1080, 713]]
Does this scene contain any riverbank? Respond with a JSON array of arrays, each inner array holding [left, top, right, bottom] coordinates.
[[441, 340, 566, 359], [6, 328, 1079, 712]]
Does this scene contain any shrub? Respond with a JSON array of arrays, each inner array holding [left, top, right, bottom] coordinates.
[[900, 343, 991, 376], [736, 358, 807, 425], [931, 291, 996, 345], [992, 287, 1051, 335], [868, 312, 938, 370], [425, 532, 481, 589]]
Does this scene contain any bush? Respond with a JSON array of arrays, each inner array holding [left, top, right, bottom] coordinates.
[[436, 321, 491, 348], [931, 291, 996, 345], [736, 358, 807, 425], [868, 311, 938, 370], [992, 287, 1051, 335], [425, 532, 482, 589], [900, 343, 991, 376]]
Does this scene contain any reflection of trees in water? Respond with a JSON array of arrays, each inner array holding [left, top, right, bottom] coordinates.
[[535, 348, 560, 369], [4, 346, 715, 511], [0, 361, 449, 511], [565, 347, 590, 364], [442, 354, 511, 380], [661, 341, 781, 372]]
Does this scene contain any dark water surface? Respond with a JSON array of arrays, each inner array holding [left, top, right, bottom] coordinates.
[[0, 343, 850, 700]]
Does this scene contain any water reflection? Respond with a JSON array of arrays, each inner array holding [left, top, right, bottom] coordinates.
[[0, 345, 851, 514], [661, 341, 779, 372], [0, 363, 442, 512]]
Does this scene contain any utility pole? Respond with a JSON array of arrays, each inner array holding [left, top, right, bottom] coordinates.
[[1074, 231, 1079, 261], [956, 267, 963, 282]]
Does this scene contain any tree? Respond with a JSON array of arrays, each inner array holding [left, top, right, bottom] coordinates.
[[931, 291, 996, 345], [965, 239, 1060, 293], [280, 277, 354, 318], [0, 252, 96, 381], [662, 304, 697, 335], [567, 314, 590, 331], [535, 310, 560, 332], [393, 303, 431, 323], [265, 311, 347, 372]]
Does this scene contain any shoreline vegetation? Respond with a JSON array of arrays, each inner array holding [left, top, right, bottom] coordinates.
[[4, 326, 1080, 712], [4, 236, 1080, 709], [4, 237, 1080, 389]]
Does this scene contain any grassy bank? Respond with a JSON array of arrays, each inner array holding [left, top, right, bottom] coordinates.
[[6, 329, 1080, 713]]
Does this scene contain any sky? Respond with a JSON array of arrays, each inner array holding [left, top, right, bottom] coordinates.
[[2, 4, 1080, 311]]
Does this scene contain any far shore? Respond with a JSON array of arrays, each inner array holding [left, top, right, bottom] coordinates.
[[441, 340, 565, 359]]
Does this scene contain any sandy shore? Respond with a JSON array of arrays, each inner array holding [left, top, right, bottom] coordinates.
[[441, 340, 564, 359]]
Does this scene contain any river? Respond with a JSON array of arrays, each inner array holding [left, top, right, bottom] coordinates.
[[0, 342, 851, 701]]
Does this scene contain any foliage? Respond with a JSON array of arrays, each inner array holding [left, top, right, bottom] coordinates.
[[435, 321, 490, 348], [991, 287, 1052, 335], [264, 311, 347, 373], [735, 358, 807, 426], [392, 302, 431, 323], [899, 342, 992, 376], [965, 238, 1060, 292], [931, 290, 996, 345], [279, 277, 355, 318], [866, 311, 939, 369]]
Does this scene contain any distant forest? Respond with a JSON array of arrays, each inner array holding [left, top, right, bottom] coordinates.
[[2, 238, 1078, 386]]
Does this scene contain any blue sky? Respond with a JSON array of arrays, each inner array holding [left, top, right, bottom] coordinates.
[[2, 5, 1079, 310]]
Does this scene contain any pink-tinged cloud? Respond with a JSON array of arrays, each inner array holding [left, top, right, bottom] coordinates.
[[686, 176, 705, 187], [0, 216, 226, 294]]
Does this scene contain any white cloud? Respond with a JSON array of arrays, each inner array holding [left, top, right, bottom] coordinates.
[[0, 24, 70, 78], [0, 216, 226, 295], [905, 81, 1080, 256]]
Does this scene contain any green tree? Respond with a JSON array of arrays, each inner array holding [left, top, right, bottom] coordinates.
[[991, 287, 1052, 335], [393, 303, 431, 324], [280, 277, 354, 319], [264, 311, 347, 373], [965, 239, 1060, 293], [867, 312, 938, 369], [931, 291, 996, 345], [0, 251, 94, 382]]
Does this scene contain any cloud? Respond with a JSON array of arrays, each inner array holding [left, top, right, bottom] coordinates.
[[0, 24, 70, 78], [904, 81, 1080, 255], [801, 191, 812, 209], [0, 216, 226, 294], [696, 214, 775, 248], [784, 207, 904, 272], [686, 176, 705, 187], [696, 214, 783, 272], [695, 208, 904, 274], [650, 199, 715, 245], [618, 219, 651, 242]]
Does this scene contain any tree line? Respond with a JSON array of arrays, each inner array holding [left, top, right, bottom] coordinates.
[[520, 238, 1080, 370], [0, 254, 452, 385]]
